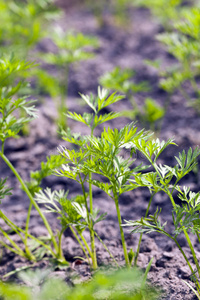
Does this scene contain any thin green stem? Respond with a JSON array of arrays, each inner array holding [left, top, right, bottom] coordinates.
[[57, 228, 67, 263], [79, 232, 93, 258], [89, 172, 93, 217], [196, 231, 200, 244], [0, 227, 27, 258], [1, 141, 5, 154], [134, 192, 156, 266], [151, 161, 200, 289], [89, 171, 97, 269], [162, 229, 197, 282], [172, 237, 195, 276], [79, 174, 89, 212], [169, 233, 200, 292], [0, 211, 25, 241], [59, 94, 68, 131], [70, 226, 91, 265], [24, 202, 33, 259], [88, 127, 97, 269], [0, 152, 59, 255], [168, 192, 200, 279], [143, 220, 198, 287], [113, 189, 130, 267], [79, 174, 97, 269], [0, 210, 35, 260], [0, 240, 26, 257], [0, 210, 57, 257], [184, 229, 200, 278]]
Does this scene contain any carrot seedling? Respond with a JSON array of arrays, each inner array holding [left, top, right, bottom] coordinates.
[[156, 7, 200, 111], [0, 56, 67, 264], [34, 87, 124, 269], [124, 145, 200, 296], [100, 66, 164, 133], [36, 28, 99, 131]]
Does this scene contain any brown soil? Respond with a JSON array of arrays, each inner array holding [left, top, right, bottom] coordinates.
[[1, 2, 200, 299]]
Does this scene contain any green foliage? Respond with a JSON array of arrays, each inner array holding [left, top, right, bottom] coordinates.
[[100, 66, 148, 95], [26, 154, 67, 194], [99, 66, 164, 132], [173, 187, 200, 235], [0, 56, 37, 142], [85, 123, 151, 194], [0, 178, 12, 201], [51, 88, 180, 269], [42, 29, 99, 66], [35, 28, 99, 130], [124, 208, 167, 235], [0, 55, 35, 97], [67, 87, 123, 132], [140, 98, 165, 131], [0, 96, 37, 142], [0, 56, 68, 264], [0, 0, 61, 57], [0, 1, 62, 130], [154, 7, 200, 110], [33, 87, 125, 269], [124, 145, 200, 294], [0, 268, 160, 300], [34, 188, 86, 232]]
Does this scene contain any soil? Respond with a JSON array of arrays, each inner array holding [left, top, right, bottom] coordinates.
[[1, 1, 200, 299]]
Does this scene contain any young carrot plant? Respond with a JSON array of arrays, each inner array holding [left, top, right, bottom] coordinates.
[[155, 7, 200, 111], [34, 87, 172, 269], [0, 0, 61, 58], [34, 87, 124, 269], [0, 56, 68, 264], [0, 0, 61, 134], [99, 66, 164, 132], [35, 28, 99, 130], [81, 122, 153, 267], [123, 143, 200, 296]]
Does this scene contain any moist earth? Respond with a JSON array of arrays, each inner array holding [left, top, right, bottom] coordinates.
[[1, 2, 200, 299]]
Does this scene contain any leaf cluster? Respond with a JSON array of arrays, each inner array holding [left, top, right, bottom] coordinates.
[[99, 66, 149, 95], [66, 87, 124, 131], [124, 208, 167, 236], [0, 56, 38, 142], [84, 124, 151, 195], [34, 188, 87, 231], [0, 178, 12, 202], [99, 66, 164, 131], [0, 267, 160, 300], [140, 98, 165, 127], [0, 0, 61, 55], [34, 29, 99, 127], [42, 29, 99, 66], [155, 7, 200, 109], [26, 154, 67, 194], [173, 187, 200, 235]]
